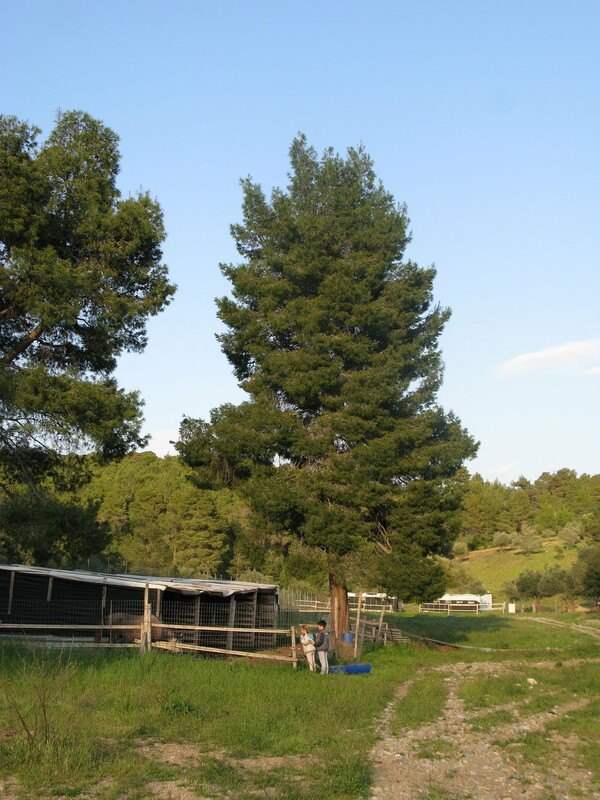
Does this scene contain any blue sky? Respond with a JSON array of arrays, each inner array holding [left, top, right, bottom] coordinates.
[[4, 0, 599, 484]]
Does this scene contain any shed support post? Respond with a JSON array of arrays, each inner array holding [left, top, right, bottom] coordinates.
[[193, 595, 201, 646], [251, 591, 258, 648], [96, 586, 107, 645], [8, 570, 15, 615]]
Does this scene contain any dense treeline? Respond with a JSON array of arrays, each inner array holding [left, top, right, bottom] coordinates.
[[458, 468, 600, 552], [2, 453, 599, 603]]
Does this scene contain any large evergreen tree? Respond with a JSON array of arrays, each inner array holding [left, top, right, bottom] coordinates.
[[178, 136, 477, 636], [0, 111, 175, 476]]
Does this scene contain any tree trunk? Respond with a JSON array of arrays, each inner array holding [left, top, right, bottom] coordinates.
[[329, 573, 349, 641]]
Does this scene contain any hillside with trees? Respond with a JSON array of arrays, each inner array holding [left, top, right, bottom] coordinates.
[[457, 469, 600, 552], [445, 469, 600, 608]]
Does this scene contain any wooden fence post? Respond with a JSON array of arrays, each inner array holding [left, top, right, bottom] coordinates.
[[290, 626, 298, 670], [140, 595, 152, 655], [354, 592, 363, 661], [376, 605, 386, 644]]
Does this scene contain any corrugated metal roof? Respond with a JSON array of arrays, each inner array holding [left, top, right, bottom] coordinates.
[[0, 565, 278, 597]]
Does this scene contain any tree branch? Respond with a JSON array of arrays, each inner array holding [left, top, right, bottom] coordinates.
[[1, 322, 44, 365]]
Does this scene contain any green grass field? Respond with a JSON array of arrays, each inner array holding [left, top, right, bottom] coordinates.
[[1, 611, 598, 800], [390, 609, 598, 652], [452, 540, 580, 598]]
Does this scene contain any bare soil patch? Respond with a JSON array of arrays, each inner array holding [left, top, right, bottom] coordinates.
[[370, 659, 600, 800]]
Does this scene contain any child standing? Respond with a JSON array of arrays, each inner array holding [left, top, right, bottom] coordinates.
[[314, 619, 329, 674], [300, 625, 316, 672], [300, 624, 316, 671]]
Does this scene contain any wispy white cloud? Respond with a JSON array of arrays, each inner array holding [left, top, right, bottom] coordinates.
[[494, 462, 517, 477], [497, 338, 600, 377]]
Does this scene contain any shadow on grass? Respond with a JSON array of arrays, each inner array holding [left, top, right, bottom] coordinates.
[[387, 613, 518, 646]]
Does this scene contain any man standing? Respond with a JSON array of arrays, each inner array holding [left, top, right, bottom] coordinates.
[[315, 619, 329, 674]]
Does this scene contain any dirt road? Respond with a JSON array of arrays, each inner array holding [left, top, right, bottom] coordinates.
[[370, 653, 600, 800]]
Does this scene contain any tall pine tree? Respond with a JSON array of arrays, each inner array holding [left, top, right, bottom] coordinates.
[[0, 111, 175, 468], [178, 136, 477, 636]]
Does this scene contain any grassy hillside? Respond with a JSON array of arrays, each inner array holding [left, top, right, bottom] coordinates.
[[449, 539, 580, 599]]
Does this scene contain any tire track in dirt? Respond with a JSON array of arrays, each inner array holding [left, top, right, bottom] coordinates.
[[369, 659, 600, 800]]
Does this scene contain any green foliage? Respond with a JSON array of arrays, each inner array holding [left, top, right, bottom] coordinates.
[[445, 559, 487, 594], [278, 540, 328, 589], [80, 452, 237, 576], [0, 486, 107, 565], [515, 569, 547, 609], [510, 565, 579, 611], [0, 110, 175, 475], [460, 470, 600, 554], [376, 546, 448, 602], [558, 520, 582, 548], [572, 543, 600, 599], [492, 530, 513, 548], [515, 523, 544, 553], [460, 474, 512, 549], [451, 539, 469, 558], [178, 136, 477, 603]]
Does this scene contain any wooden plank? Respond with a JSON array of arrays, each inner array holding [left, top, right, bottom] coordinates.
[[0, 622, 291, 634], [152, 623, 290, 634], [140, 602, 151, 654], [377, 605, 386, 643], [152, 641, 297, 662]]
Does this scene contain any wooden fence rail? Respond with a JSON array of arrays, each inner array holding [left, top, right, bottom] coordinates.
[[419, 602, 506, 614], [0, 613, 300, 667]]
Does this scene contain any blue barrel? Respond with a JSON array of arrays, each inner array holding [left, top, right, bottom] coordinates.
[[341, 632, 356, 644], [330, 663, 372, 675]]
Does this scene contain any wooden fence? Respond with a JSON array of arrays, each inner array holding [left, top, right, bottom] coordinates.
[[0, 604, 301, 667], [419, 602, 506, 615]]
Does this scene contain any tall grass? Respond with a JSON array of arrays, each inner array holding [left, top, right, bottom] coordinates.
[[0, 642, 422, 799], [0, 614, 597, 799]]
